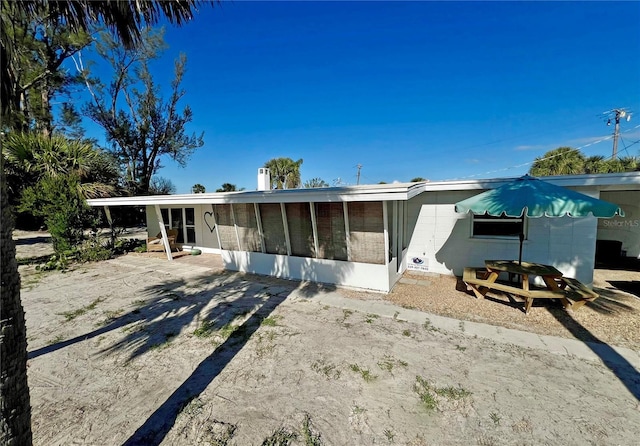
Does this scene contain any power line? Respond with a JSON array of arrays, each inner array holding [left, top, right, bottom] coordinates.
[[448, 124, 640, 180], [604, 108, 633, 158]]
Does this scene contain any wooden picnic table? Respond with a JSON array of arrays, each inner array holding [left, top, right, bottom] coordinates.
[[462, 260, 599, 314]]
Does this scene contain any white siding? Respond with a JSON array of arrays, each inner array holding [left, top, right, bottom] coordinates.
[[221, 251, 390, 292], [405, 191, 599, 286]]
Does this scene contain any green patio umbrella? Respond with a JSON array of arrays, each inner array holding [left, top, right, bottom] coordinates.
[[455, 175, 625, 263]]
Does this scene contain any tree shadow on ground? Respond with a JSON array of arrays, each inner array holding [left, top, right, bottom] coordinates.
[[605, 281, 640, 298], [584, 287, 637, 314], [546, 308, 640, 401], [28, 270, 290, 363], [97, 271, 284, 362], [122, 281, 291, 445], [117, 254, 347, 445], [455, 276, 639, 401], [14, 236, 51, 245]]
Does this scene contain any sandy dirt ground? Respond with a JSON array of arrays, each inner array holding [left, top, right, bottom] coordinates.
[[16, 234, 640, 445]]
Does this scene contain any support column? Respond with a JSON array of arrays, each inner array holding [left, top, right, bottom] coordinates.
[[230, 204, 241, 251], [154, 205, 173, 261], [383, 201, 389, 266], [103, 206, 113, 226], [254, 203, 266, 253], [280, 203, 292, 256], [343, 202, 351, 261], [309, 202, 319, 258]]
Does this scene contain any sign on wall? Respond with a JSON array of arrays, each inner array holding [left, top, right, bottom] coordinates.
[[407, 255, 429, 272]]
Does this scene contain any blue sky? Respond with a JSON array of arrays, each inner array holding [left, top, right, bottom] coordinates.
[[82, 1, 640, 193]]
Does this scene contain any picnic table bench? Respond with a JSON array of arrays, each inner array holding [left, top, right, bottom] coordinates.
[[462, 260, 599, 314]]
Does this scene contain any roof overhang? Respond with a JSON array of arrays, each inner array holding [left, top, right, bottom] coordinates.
[[87, 182, 426, 207], [86, 172, 640, 208], [420, 172, 640, 192]]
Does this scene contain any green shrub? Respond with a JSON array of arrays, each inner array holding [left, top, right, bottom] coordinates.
[[20, 174, 90, 254]]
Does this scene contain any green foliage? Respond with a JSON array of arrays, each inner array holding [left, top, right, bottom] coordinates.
[[301, 413, 323, 446], [19, 174, 89, 254], [303, 177, 329, 188], [261, 427, 297, 446], [35, 253, 71, 271], [413, 375, 472, 411], [191, 183, 206, 193], [76, 243, 113, 263], [58, 298, 104, 321], [112, 238, 144, 254], [2, 132, 117, 207], [261, 315, 281, 327], [413, 375, 438, 410], [530, 147, 640, 176], [410, 177, 427, 182], [216, 183, 238, 192], [349, 363, 377, 382], [264, 157, 303, 189], [193, 320, 216, 338], [0, 2, 92, 134]]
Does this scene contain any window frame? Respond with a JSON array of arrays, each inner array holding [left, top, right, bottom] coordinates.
[[160, 207, 196, 245], [471, 213, 527, 240]]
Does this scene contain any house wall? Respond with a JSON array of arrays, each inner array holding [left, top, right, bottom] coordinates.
[[146, 201, 395, 291], [404, 190, 599, 286], [220, 251, 390, 292], [597, 190, 640, 258]]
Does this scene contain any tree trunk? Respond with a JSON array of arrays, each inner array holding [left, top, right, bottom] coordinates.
[[0, 166, 33, 445], [39, 85, 52, 137]]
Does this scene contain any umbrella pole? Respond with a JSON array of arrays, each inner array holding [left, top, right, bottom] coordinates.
[[518, 232, 525, 265]]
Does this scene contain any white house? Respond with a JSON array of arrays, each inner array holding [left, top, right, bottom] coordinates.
[[87, 171, 640, 292]]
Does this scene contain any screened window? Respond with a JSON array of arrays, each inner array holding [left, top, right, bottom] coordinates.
[[285, 203, 314, 258], [259, 203, 287, 255], [315, 202, 347, 261], [472, 214, 524, 238]]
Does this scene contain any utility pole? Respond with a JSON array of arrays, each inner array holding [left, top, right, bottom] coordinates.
[[606, 109, 632, 159], [356, 164, 362, 185]]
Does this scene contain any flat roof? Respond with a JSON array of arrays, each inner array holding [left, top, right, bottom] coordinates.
[[87, 172, 640, 207], [87, 181, 426, 206]]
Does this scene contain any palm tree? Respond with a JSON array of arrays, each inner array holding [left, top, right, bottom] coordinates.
[[216, 183, 238, 192], [264, 157, 303, 189], [1, 2, 204, 443], [2, 133, 117, 200], [584, 155, 607, 174], [191, 183, 206, 193], [529, 147, 585, 176], [0, 164, 32, 445], [303, 177, 329, 188], [618, 156, 640, 172]]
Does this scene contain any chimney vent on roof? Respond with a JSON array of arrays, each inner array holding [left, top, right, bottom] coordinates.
[[257, 168, 270, 191]]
